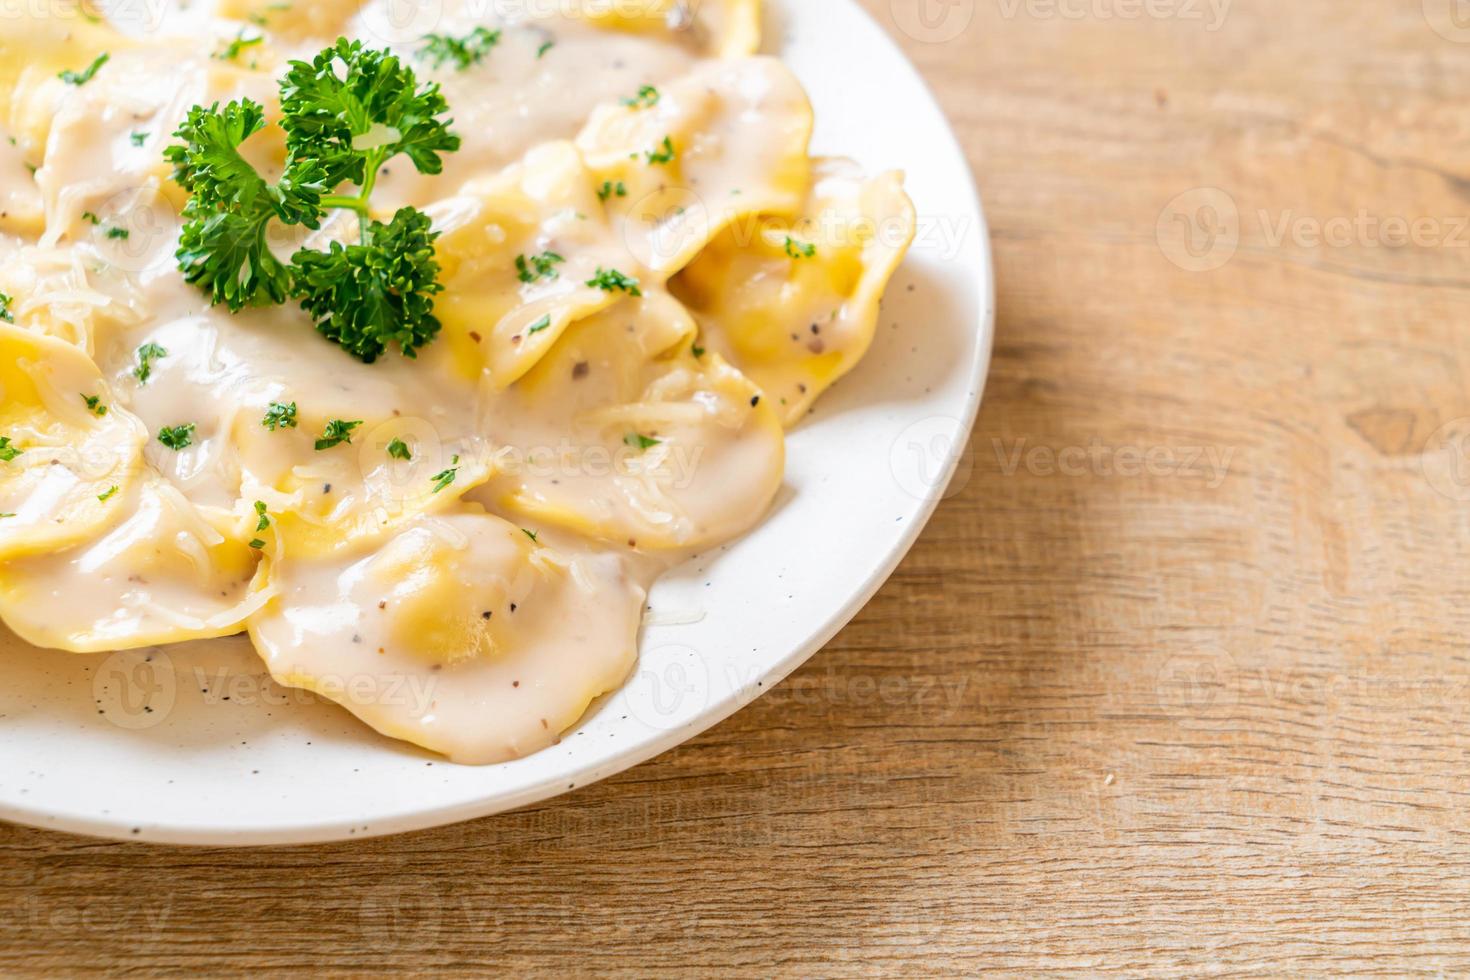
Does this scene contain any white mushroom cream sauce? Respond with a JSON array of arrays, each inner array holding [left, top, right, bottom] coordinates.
[[0, 0, 915, 763]]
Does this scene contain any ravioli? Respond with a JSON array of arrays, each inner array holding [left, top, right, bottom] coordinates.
[[576, 57, 813, 275], [103, 301, 492, 559], [249, 508, 645, 764], [470, 292, 785, 551], [0, 322, 144, 560], [217, 0, 364, 41], [567, 0, 762, 58], [431, 141, 634, 387], [358, 0, 754, 213], [672, 161, 917, 426], [0, 476, 270, 651], [0, 8, 120, 236]]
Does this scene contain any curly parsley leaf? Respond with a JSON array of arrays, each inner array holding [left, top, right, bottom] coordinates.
[[165, 99, 327, 311], [167, 40, 461, 362], [279, 37, 460, 188], [292, 207, 444, 362]]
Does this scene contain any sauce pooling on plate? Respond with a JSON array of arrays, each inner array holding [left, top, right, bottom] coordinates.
[[0, 0, 915, 763]]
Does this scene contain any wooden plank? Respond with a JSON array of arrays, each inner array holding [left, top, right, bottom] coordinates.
[[5, 0, 1470, 973]]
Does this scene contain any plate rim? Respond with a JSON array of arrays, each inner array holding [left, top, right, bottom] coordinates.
[[0, 0, 994, 846]]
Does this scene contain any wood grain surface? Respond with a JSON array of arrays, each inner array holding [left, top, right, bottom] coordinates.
[[7, 0, 1470, 974]]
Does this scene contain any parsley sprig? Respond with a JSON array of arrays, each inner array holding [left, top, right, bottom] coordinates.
[[165, 38, 462, 362]]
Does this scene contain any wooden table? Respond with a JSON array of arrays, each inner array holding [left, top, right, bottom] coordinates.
[[7, 0, 1470, 973]]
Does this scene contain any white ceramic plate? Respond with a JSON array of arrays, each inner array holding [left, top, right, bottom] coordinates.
[[0, 0, 992, 845]]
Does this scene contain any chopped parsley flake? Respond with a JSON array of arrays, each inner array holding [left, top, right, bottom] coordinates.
[[622, 85, 660, 109], [515, 250, 564, 284], [527, 315, 551, 336], [691, 341, 706, 358], [431, 455, 459, 492], [60, 53, 110, 86], [134, 342, 168, 384], [249, 538, 266, 549], [105, 226, 130, 240], [254, 500, 271, 532], [81, 211, 101, 225], [537, 40, 555, 58], [130, 131, 148, 147], [522, 528, 539, 543], [645, 136, 676, 165], [261, 401, 299, 430], [0, 290, 13, 323], [98, 485, 119, 502], [314, 419, 362, 451], [597, 180, 627, 202], [81, 394, 108, 417], [158, 423, 196, 451], [420, 27, 501, 70], [784, 236, 816, 259], [0, 437, 21, 462], [586, 266, 641, 296], [624, 432, 661, 451], [387, 438, 412, 460], [215, 32, 264, 62]]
